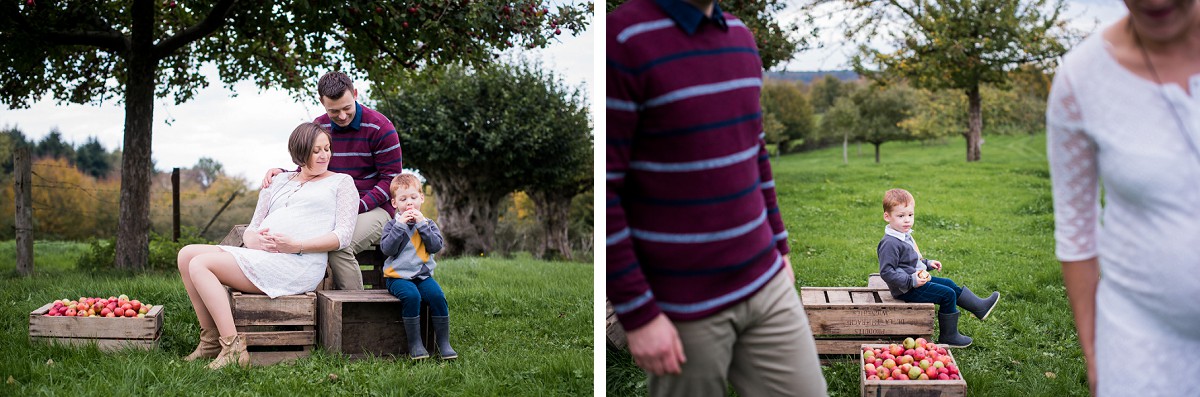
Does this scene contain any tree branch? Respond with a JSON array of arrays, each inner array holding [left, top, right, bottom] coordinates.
[[153, 0, 237, 61], [1, 5, 128, 54]]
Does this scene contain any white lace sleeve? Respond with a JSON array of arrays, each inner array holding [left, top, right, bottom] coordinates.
[[332, 174, 359, 249], [1046, 70, 1100, 262], [248, 174, 288, 231]]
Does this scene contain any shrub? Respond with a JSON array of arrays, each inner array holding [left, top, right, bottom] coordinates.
[[77, 227, 210, 271]]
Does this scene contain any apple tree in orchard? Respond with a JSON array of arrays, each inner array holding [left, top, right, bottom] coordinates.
[[378, 62, 591, 258], [800, 0, 1074, 161], [0, 0, 589, 270]]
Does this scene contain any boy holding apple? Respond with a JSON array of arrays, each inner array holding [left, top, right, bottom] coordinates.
[[877, 188, 1000, 347], [379, 172, 456, 360]]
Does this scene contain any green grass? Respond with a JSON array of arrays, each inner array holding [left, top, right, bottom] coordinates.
[[0, 242, 592, 396], [607, 134, 1087, 396]]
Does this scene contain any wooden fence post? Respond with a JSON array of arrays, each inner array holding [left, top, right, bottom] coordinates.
[[172, 167, 180, 242], [15, 145, 33, 276]]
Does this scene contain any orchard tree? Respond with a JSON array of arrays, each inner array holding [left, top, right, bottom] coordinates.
[[802, 0, 1075, 161], [606, 0, 811, 69], [809, 74, 845, 113], [822, 96, 860, 164], [0, 0, 589, 270], [761, 80, 815, 153], [853, 83, 916, 163], [378, 62, 592, 258]]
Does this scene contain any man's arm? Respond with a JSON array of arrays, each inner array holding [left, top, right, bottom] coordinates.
[[606, 27, 684, 376]]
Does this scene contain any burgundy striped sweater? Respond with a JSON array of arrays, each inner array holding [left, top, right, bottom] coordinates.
[[607, 0, 790, 331], [314, 102, 403, 217]]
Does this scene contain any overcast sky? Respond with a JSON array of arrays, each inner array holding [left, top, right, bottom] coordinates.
[[0, 2, 594, 183], [2, 0, 1126, 183], [780, 0, 1128, 71]]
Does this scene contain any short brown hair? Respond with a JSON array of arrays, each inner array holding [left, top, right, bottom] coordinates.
[[883, 188, 914, 213], [317, 71, 355, 100], [390, 173, 423, 196], [288, 122, 330, 167]]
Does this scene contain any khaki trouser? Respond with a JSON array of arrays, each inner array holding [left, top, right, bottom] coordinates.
[[649, 269, 828, 397], [327, 207, 390, 290]]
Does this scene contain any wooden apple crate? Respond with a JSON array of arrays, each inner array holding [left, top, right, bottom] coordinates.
[[29, 304, 164, 351], [228, 290, 317, 366], [801, 286, 935, 355], [317, 289, 434, 359], [860, 343, 967, 397]]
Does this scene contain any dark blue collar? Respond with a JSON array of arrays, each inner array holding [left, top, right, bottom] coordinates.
[[653, 0, 728, 36], [331, 102, 364, 132]]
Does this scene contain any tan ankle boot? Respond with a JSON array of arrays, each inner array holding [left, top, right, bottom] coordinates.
[[183, 328, 221, 361], [207, 334, 250, 369]]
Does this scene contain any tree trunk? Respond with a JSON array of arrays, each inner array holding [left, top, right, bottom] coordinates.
[[430, 174, 505, 256], [528, 190, 573, 261], [842, 132, 849, 165], [114, 0, 157, 270], [965, 84, 983, 162], [873, 142, 881, 163]]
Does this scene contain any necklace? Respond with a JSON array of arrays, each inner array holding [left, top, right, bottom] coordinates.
[[268, 171, 327, 209], [1132, 24, 1199, 158]]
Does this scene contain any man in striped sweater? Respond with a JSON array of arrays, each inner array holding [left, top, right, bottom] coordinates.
[[607, 0, 827, 395], [262, 72, 403, 290]]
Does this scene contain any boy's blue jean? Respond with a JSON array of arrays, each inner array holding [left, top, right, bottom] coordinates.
[[385, 277, 449, 318], [897, 276, 962, 315]]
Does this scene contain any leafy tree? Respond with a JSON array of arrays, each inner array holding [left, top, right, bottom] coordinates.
[[606, 0, 810, 69], [1, 0, 589, 269], [822, 96, 861, 164], [809, 74, 845, 113], [192, 157, 223, 190], [75, 137, 111, 179], [1, 127, 29, 174], [854, 84, 917, 163], [803, 0, 1075, 161], [379, 62, 592, 258], [761, 80, 816, 153], [35, 129, 75, 161]]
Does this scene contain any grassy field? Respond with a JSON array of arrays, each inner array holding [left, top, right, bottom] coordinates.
[[608, 134, 1089, 396], [0, 243, 592, 396]]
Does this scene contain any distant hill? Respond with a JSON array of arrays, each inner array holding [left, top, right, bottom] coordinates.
[[764, 70, 859, 83]]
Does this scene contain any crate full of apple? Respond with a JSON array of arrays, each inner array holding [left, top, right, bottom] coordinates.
[[29, 294, 163, 351], [860, 339, 967, 397]]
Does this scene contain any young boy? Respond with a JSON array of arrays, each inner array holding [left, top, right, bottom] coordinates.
[[379, 173, 457, 360], [877, 188, 1000, 347]]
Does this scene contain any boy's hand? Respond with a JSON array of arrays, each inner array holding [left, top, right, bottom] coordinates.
[[929, 260, 942, 270], [916, 270, 930, 287]]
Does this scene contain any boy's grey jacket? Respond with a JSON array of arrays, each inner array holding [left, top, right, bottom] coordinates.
[[877, 233, 932, 298], [380, 219, 444, 280]]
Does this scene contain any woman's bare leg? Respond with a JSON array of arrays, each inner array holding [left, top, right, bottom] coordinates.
[[177, 244, 224, 330], [188, 251, 264, 337]]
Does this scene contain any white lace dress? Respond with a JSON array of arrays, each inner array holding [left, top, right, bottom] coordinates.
[[218, 172, 358, 298], [1047, 27, 1200, 396]]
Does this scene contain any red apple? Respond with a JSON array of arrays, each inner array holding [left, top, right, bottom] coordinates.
[[105, 312, 115, 318], [937, 373, 950, 380], [138, 306, 149, 314], [925, 366, 937, 378], [915, 337, 927, 346], [65, 309, 76, 316], [124, 310, 136, 317], [891, 368, 904, 380], [882, 359, 896, 369], [867, 375, 880, 381], [130, 301, 142, 311]]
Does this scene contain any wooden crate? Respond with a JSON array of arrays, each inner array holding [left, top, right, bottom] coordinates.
[[605, 299, 627, 350], [860, 343, 967, 397], [317, 290, 434, 359], [801, 287, 935, 355], [29, 304, 164, 351], [229, 290, 316, 366]]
